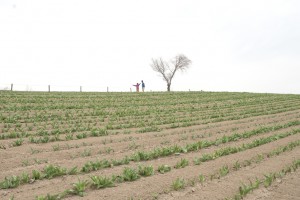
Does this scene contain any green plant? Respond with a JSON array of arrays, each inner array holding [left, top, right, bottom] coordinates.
[[188, 178, 196, 186], [21, 172, 30, 183], [76, 133, 87, 139], [233, 161, 241, 171], [238, 183, 252, 198], [231, 160, 300, 200], [171, 178, 185, 191], [30, 147, 41, 154], [263, 173, 275, 187], [200, 153, 213, 162], [210, 174, 216, 181], [12, 138, 24, 147], [8, 195, 15, 200], [28, 126, 33, 131], [198, 173, 205, 184], [254, 154, 264, 163], [158, 164, 171, 174], [35, 194, 61, 200], [90, 176, 114, 189], [105, 147, 114, 154], [42, 165, 67, 179], [111, 175, 124, 183], [65, 134, 73, 141], [138, 126, 161, 133], [237, 178, 261, 199], [52, 144, 60, 151], [32, 170, 41, 180], [68, 166, 78, 175], [34, 158, 48, 164], [81, 162, 93, 173], [0, 175, 20, 189], [81, 149, 92, 157], [69, 179, 89, 197], [41, 136, 50, 143], [122, 167, 140, 181], [175, 158, 189, 169], [219, 165, 229, 177], [138, 165, 154, 177], [0, 143, 6, 149], [128, 141, 140, 150], [193, 157, 201, 165], [243, 160, 251, 167], [22, 159, 30, 166], [253, 178, 260, 189]]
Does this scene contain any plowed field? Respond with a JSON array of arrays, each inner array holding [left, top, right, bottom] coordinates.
[[0, 91, 299, 200]]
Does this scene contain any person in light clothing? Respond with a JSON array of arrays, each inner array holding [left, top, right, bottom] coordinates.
[[141, 80, 145, 92]]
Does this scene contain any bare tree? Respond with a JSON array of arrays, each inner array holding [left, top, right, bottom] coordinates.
[[151, 54, 191, 92]]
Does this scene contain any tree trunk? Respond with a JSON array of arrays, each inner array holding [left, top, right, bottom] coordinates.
[[167, 83, 171, 92]]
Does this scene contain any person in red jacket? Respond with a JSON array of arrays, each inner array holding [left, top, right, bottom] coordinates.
[[133, 82, 141, 92]]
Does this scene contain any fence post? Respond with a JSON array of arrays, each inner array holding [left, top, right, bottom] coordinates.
[[48, 85, 50, 92], [11, 83, 13, 91], [107, 87, 109, 92], [80, 86, 82, 92]]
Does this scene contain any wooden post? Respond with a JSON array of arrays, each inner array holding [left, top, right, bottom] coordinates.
[[80, 86, 82, 92], [48, 85, 50, 92], [11, 83, 13, 91]]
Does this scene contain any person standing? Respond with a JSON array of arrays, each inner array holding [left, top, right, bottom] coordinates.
[[133, 82, 141, 92], [141, 80, 145, 92]]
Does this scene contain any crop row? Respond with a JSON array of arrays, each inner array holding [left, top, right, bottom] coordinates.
[[1, 101, 297, 139], [2, 107, 299, 148], [2, 121, 299, 190], [168, 140, 300, 192], [2, 92, 297, 111], [229, 159, 300, 200], [170, 149, 300, 194], [1, 92, 299, 132], [1, 93, 299, 128], [33, 138, 300, 199], [1, 98, 299, 132]]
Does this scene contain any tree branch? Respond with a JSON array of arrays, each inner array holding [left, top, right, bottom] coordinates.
[[150, 54, 191, 91]]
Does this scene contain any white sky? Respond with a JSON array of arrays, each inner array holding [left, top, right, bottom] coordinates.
[[0, 0, 300, 93]]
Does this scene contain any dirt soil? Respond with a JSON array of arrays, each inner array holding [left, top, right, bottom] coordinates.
[[1, 108, 300, 200]]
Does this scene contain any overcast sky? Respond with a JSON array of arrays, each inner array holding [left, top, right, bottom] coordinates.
[[0, 0, 299, 93]]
